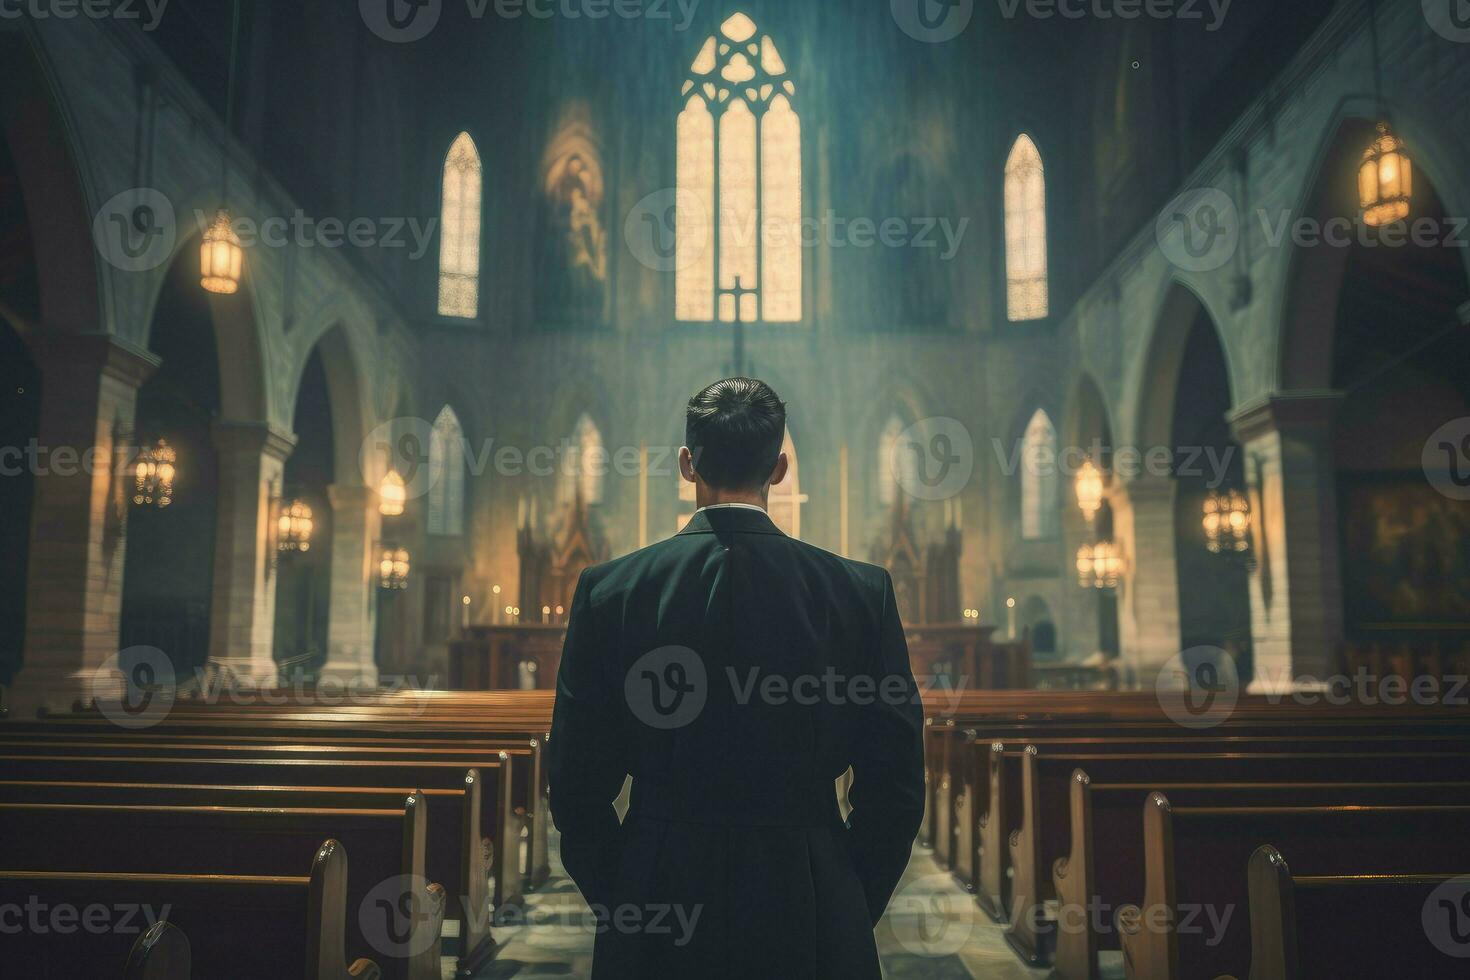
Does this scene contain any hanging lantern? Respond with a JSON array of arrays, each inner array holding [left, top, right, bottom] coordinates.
[[379, 547, 410, 590], [379, 470, 406, 517], [1074, 457, 1104, 524], [1359, 121, 1412, 227], [1202, 488, 1251, 555], [277, 499, 314, 553], [133, 439, 177, 508], [200, 209, 243, 294], [1076, 540, 1123, 590]]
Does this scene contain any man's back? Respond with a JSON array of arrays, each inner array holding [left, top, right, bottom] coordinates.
[[548, 506, 925, 979]]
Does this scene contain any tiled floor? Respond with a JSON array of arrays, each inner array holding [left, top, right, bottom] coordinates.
[[455, 832, 1051, 979]]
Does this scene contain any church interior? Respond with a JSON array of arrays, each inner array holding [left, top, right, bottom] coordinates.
[[1, 0, 1469, 976]]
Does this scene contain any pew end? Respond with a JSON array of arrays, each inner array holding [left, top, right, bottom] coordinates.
[[125, 920, 191, 980]]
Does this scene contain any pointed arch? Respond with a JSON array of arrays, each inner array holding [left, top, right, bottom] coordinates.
[[428, 405, 466, 536], [878, 414, 921, 507], [559, 412, 605, 506], [1020, 407, 1059, 540], [438, 132, 482, 319], [676, 12, 801, 323], [1004, 134, 1049, 321]]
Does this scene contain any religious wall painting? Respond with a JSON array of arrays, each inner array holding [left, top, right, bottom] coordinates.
[[536, 120, 607, 326], [1339, 475, 1470, 638]]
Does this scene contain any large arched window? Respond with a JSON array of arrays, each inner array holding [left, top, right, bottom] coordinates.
[[877, 414, 920, 507], [558, 413, 605, 506], [1020, 407, 1058, 540], [438, 132, 482, 319], [1004, 134, 1048, 322], [428, 406, 466, 536], [676, 12, 801, 323]]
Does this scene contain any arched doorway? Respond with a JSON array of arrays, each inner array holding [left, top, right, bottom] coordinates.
[[273, 349, 335, 678], [120, 255, 222, 677], [1169, 309, 1252, 680]]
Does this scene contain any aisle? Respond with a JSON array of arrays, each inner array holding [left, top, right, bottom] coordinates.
[[468, 832, 1050, 979]]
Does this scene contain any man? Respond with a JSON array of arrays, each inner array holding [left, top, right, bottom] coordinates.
[[548, 378, 925, 979]]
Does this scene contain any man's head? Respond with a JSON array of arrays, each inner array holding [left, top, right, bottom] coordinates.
[[679, 378, 788, 504]]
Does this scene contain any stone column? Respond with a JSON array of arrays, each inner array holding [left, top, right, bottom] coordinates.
[[1229, 392, 1344, 692], [206, 422, 296, 689], [1113, 473, 1182, 687], [320, 483, 380, 687], [10, 333, 158, 716]]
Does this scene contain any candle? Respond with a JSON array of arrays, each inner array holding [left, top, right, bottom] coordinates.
[[1006, 596, 1016, 639], [542, 605, 551, 624], [461, 594, 471, 630]]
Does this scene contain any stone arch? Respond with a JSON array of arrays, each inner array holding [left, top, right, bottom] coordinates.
[[288, 320, 375, 488], [136, 213, 272, 426], [0, 33, 99, 335], [1277, 97, 1470, 390], [1133, 278, 1236, 452]]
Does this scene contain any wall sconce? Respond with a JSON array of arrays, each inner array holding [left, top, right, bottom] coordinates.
[[276, 498, 314, 553], [378, 470, 406, 517], [1074, 457, 1104, 525], [133, 438, 177, 508], [1203, 487, 1251, 555], [378, 546, 410, 590], [1076, 539, 1124, 590]]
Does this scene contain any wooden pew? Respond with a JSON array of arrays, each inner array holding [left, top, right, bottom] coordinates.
[[0, 718, 552, 890], [0, 774, 497, 977], [0, 839, 380, 979], [0, 797, 443, 980], [971, 738, 1470, 925], [0, 748, 523, 910], [1225, 845, 1470, 980], [126, 921, 191, 980], [1048, 770, 1470, 980], [1117, 798, 1470, 979], [926, 708, 1470, 883]]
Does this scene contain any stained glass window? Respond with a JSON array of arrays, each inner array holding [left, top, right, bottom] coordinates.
[[428, 406, 466, 536], [1020, 408, 1058, 539], [1005, 134, 1049, 322], [677, 12, 801, 323], [438, 132, 482, 319]]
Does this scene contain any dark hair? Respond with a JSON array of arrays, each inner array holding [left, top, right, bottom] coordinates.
[[684, 378, 787, 490]]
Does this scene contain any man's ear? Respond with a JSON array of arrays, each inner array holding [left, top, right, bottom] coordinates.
[[678, 446, 697, 483], [767, 452, 789, 488]]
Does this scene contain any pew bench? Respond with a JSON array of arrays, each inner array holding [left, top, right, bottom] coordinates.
[[0, 798, 443, 980], [0, 749, 523, 910], [1118, 799, 1470, 979], [0, 773, 498, 976], [0, 840, 380, 979], [1225, 845, 1470, 980]]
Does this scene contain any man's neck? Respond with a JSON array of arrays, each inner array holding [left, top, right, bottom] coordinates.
[[695, 488, 768, 511]]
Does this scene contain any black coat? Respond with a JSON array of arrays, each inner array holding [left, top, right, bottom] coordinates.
[[548, 506, 926, 979]]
